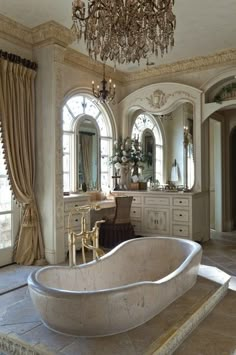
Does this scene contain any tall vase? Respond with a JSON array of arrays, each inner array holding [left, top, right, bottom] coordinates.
[[119, 164, 130, 190]]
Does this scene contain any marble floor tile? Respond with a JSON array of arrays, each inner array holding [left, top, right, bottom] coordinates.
[[60, 333, 137, 355], [174, 327, 236, 355], [20, 324, 77, 353]]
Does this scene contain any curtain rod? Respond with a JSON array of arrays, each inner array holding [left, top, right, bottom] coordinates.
[[0, 49, 38, 71]]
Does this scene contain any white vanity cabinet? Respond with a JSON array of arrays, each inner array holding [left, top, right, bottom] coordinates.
[[63, 194, 90, 255], [116, 191, 209, 242]]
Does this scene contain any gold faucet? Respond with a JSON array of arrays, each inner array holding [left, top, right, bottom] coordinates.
[[67, 205, 105, 267]]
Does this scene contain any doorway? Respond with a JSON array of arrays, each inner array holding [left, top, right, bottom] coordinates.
[[209, 118, 223, 231], [230, 127, 236, 230]]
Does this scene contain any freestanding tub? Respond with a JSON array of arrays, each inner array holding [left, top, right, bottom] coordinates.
[[28, 237, 202, 337]]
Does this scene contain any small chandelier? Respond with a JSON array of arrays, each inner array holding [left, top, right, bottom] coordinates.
[[92, 63, 116, 103], [72, 0, 176, 65]]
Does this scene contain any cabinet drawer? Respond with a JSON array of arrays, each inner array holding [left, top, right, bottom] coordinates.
[[130, 207, 142, 219], [131, 220, 142, 233], [64, 200, 89, 212], [173, 209, 189, 222], [65, 215, 89, 229], [172, 225, 189, 237], [132, 196, 142, 205], [144, 196, 170, 206], [172, 198, 189, 207]]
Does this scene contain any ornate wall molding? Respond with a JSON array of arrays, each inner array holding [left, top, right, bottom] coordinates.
[[122, 48, 236, 83], [32, 21, 75, 48], [0, 15, 74, 49], [55, 62, 65, 230], [0, 13, 33, 48], [146, 89, 195, 109], [1, 13, 236, 83]]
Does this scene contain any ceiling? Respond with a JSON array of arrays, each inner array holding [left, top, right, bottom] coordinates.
[[1, 0, 236, 73]]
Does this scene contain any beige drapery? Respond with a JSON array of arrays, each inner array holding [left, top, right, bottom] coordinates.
[[80, 134, 92, 187], [0, 57, 46, 265]]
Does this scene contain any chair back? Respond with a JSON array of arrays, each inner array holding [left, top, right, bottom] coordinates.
[[113, 196, 133, 224]]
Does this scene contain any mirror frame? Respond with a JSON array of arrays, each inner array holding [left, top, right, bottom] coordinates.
[[120, 83, 202, 192]]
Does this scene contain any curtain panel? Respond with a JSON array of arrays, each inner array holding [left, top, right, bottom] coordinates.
[[0, 57, 46, 265]]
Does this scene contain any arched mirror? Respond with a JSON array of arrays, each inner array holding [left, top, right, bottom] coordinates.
[[142, 129, 155, 181], [131, 102, 194, 190], [77, 118, 99, 190]]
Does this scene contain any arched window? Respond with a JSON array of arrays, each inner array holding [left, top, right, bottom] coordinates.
[[131, 113, 164, 183], [62, 94, 113, 192]]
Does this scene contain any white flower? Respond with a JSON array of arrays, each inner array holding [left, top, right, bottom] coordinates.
[[121, 156, 128, 163]]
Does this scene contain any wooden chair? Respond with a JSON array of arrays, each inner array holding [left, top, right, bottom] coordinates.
[[99, 196, 135, 248]]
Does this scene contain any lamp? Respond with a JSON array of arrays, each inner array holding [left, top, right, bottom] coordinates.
[[91, 63, 116, 103], [72, 0, 176, 65]]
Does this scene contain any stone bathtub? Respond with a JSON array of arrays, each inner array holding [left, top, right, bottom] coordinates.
[[28, 237, 202, 337]]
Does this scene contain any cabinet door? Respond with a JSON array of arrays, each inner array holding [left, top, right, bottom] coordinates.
[[143, 208, 170, 234]]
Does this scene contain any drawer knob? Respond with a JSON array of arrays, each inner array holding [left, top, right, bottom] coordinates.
[[179, 214, 182, 217], [75, 204, 78, 207], [75, 219, 79, 222], [179, 229, 183, 232], [179, 201, 182, 204], [133, 211, 136, 214]]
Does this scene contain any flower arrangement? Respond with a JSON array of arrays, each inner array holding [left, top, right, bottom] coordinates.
[[110, 136, 147, 172]]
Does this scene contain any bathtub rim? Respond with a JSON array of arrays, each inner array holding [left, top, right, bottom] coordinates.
[[28, 236, 202, 297]]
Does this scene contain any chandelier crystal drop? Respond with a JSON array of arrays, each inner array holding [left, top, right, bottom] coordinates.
[[72, 0, 176, 65], [92, 63, 116, 103]]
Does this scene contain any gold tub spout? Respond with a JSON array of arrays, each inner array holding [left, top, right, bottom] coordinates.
[[67, 205, 105, 267]]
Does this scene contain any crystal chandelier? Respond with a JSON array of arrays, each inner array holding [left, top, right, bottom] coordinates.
[[72, 0, 176, 65], [92, 63, 116, 103]]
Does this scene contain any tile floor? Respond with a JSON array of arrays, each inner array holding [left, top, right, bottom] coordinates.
[[0, 231, 235, 354]]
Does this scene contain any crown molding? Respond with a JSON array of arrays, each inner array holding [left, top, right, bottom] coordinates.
[[0, 15, 74, 49], [0, 13, 33, 48], [124, 48, 236, 83], [64, 47, 236, 84], [32, 21, 75, 48], [0, 13, 236, 82]]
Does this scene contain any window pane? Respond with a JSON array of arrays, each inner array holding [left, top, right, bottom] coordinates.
[[66, 96, 84, 117], [63, 135, 70, 154], [100, 139, 109, 157], [63, 173, 70, 192], [84, 98, 100, 117], [0, 177, 11, 212], [101, 173, 109, 190], [97, 115, 108, 136], [63, 106, 74, 131], [63, 154, 70, 172], [0, 213, 12, 249], [145, 116, 154, 129], [101, 156, 109, 172]]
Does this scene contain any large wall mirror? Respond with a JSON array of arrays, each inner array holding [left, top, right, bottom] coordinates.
[[77, 117, 99, 190], [131, 102, 194, 190]]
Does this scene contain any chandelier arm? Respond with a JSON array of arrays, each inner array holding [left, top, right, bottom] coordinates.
[[73, 1, 103, 21]]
